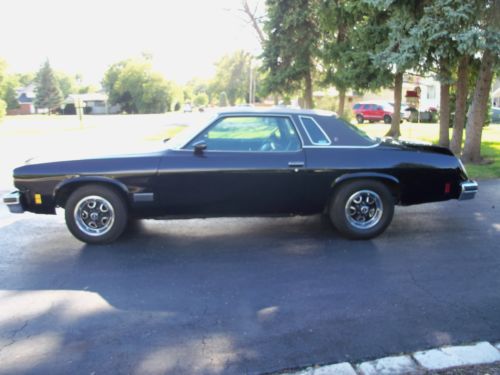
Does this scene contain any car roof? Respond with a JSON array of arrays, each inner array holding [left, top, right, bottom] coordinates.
[[216, 106, 338, 117]]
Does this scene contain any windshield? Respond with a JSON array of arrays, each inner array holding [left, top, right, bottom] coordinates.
[[164, 114, 218, 149]]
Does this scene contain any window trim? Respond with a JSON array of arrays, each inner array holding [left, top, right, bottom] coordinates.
[[180, 114, 304, 152], [298, 115, 332, 146]]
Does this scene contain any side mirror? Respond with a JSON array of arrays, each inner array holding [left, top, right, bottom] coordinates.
[[193, 141, 207, 154]]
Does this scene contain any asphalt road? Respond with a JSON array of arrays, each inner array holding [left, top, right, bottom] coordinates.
[[0, 180, 499, 375]]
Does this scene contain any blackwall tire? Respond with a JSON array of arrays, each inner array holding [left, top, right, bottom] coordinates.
[[356, 114, 364, 124], [64, 184, 128, 244], [329, 180, 394, 240]]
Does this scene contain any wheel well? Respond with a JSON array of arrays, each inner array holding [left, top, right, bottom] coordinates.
[[55, 181, 129, 208], [325, 177, 400, 212]]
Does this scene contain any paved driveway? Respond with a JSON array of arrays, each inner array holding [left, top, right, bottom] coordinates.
[[0, 181, 499, 375]]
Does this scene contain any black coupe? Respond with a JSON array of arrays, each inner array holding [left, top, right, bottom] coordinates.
[[3, 108, 477, 244]]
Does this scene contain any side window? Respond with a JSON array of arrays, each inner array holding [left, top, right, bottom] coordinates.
[[185, 116, 301, 152], [353, 103, 361, 110], [299, 116, 331, 145]]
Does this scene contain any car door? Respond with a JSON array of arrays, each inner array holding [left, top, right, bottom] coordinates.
[[155, 115, 306, 216], [362, 104, 373, 119]]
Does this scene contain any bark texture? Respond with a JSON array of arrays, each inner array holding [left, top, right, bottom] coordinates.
[[304, 71, 314, 109], [338, 89, 346, 117], [439, 82, 451, 148], [450, 55, 469, 155], [462, 49, 496, 163], [386, 72, 403, 138]]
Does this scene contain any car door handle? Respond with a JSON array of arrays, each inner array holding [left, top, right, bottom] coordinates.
[[288, 161, 305, 168]]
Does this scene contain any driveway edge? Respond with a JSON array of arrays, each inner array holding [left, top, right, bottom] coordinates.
[[275, 341, 500, 375]]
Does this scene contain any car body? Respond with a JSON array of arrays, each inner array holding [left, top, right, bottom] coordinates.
[[3, 107, 477, 244], [492, 106, 500, 124], [353, 102, 410, 124]]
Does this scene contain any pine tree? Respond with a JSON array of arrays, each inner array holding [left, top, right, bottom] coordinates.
[[35, 60, 63, 114]]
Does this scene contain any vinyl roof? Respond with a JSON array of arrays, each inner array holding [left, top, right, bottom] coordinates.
[[216, 106, 338, 117]]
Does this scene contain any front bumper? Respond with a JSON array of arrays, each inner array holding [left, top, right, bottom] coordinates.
[[2, 191, 25, 213], [459, 180, 478, 200]]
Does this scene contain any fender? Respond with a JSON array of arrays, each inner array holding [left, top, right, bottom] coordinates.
[[53, 176, 130, 205], [331, 172, 400, 189]]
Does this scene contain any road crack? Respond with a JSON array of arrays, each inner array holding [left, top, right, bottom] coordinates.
[[0, 320, 29, 354]]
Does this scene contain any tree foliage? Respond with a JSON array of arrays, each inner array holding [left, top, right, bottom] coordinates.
[[34, 60, 63, 113], [261, 0, 320, 108], [102, 57, 181, 114], [211, 51, 253, 106]]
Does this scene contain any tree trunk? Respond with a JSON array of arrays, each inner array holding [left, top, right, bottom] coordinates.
[[450, 55, 469, 155], [338, 88, 346, 117], [439, 82, 450, 148], [462, 49, 496, 163], [386, 72, 402, 138], [304, 70, 314, 109]]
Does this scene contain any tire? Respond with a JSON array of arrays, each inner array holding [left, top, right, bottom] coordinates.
[[329, 180, 394, 240], [356, 114, 364, 124], [64, 184, 128, 244], [383, 115, 392, 124]]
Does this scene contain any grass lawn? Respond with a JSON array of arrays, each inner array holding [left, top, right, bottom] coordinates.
[[357, 122, 500, 179]]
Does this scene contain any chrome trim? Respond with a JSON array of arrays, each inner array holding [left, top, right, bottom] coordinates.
[[459, 180, 478, 200], [3, 191, 25, 214], [133, 192, 155, 203], [298, 115, 332, 146], [302, 142, 381, 149]]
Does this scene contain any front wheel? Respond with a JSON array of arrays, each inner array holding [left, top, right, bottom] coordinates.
[[383, 115, 392, 124], [329, 180, 394, 239], [65, 185, 128, 244], [356, 114, 364, 124]]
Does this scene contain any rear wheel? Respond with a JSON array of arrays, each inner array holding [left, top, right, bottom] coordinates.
[[329, 180, 394, 239], [383, 115, 392, 124], [65, 185, 128, 244], [356, 114, 364, 124]]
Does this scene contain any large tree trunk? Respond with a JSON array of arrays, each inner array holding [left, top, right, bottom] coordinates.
[[439, 82, 451, 148], [386, 72, 402, 138], [462, 49, 496, 163], [304, 70, 314, 109], [450, 55, 469, 155], [338, 88, 346, 117]]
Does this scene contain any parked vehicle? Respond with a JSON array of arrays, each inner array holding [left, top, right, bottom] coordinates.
[[353, 102, 410, 124], [4, 108, 477, 244], [492, 107, 500, 124]]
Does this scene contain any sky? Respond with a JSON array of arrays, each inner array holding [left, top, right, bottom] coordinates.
[[0, 0, 263, 85]]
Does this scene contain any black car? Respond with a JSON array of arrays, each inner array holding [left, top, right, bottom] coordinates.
[[3, 108, 477, 244]]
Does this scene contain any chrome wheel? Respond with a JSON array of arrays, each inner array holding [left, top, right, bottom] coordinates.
[[74, 195, 115, 237], [345, 190, 383, 229]]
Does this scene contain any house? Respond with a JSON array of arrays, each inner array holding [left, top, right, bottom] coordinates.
[[6, 84, 36, 115], [63, 93, 120, 115]]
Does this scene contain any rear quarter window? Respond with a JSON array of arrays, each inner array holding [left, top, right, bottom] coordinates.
[[299, 116, 331, 145]]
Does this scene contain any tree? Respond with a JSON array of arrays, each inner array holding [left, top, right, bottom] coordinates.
[[55, 71, 78, 98], [366, 0, 424, 137], [193, 92, 209, 107], [462, 0, 500, 163], [411, 0, 479, 149], [319, 1, 392, 116], [34, 60, 63, 114], [261, 0, 320, 109], [219, 92, 229, 107], [211, 51, 253, 106], [0, 60, 20, 110], [102, 57, 179, 114]]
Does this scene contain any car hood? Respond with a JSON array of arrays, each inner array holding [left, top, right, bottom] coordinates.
[[21, 143, 166, 166]]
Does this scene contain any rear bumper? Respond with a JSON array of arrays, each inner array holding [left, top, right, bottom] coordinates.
[[459, 180, 478, 200], [2, 191, 25, 213]]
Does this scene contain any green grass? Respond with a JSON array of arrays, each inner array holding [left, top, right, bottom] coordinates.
[[357, 122, 500, 179]]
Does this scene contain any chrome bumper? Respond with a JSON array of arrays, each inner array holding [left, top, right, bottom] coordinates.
[[2, 191, 25, 213], [459, 180, 478, 200]]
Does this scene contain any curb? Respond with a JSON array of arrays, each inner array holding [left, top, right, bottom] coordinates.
[[277, 341, 500, 375]]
